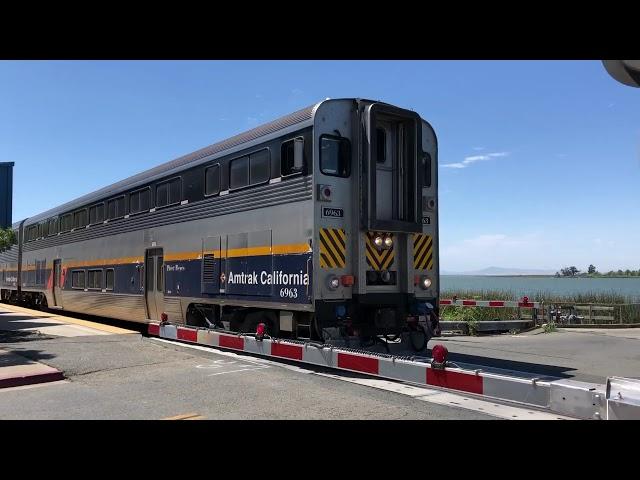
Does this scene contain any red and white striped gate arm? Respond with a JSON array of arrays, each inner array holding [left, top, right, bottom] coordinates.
[[439, 299, 540, 308], [146, 322, 625, 419]]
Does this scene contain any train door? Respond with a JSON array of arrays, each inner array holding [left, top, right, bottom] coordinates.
[[53, 259, 63, 307], [145, 248, 165, 320]]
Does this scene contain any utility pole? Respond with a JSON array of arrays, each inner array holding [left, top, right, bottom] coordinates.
[[0, 162, 14, 229]]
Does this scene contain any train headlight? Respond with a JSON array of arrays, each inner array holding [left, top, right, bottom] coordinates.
[[374, 236, 383, 247], [327, 275, 340, 290], [384, 236, 393, 248], [421, 276, 432, 289]]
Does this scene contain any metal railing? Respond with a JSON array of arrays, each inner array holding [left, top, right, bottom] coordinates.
[[439, 298, 640, 326]]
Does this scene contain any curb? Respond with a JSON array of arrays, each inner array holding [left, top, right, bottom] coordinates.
[[0, 366, 65, 389]]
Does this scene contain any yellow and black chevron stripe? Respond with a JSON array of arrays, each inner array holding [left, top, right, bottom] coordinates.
[[413, 234, 433, 270], [319, 228, 346, 269], [365, 232, 395, 271]]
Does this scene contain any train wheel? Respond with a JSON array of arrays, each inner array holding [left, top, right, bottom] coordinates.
[[409, 324, 428, 352]]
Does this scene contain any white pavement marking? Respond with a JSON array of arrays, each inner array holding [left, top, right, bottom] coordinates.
[[195, 358, 270, 377], [153, 337, 314, 374], [152, 337, 573, 420]]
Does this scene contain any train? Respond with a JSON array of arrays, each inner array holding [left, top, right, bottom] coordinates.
[[0, 98, 440, 347]]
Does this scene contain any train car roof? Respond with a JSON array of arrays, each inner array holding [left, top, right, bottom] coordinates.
[[22, 100, 330, 226]]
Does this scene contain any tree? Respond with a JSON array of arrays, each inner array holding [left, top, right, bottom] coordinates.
[[588, 264, 596, 274], [559, 266, 580, 277], [0, 228, 16, 252]]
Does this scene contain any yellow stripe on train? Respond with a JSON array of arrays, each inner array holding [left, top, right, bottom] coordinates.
[[413, 234, 433, 270], [319, 228, 346, 269]]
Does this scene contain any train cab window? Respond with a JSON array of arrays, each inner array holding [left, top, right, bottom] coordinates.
[[249, 149, 270, 185], [230, 156, 249, 190], [320, 135, 351, 177], [205, 164, 220, 196], [74, 209, 88, 229], [107, 196, 125, 220], [422, 153, 432, 188], [61, 213, 73, 232], [156, 177, 181, 208], [129, 188, 151, 214], [87, 269, 102, 289], [71, 270, 85, 289], [106, 269, 115, 290], [89, 203, 105, 225]]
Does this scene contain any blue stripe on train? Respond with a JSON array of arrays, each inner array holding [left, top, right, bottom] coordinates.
[[164, 253, 312, 304]]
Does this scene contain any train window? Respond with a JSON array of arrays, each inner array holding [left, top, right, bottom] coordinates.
[[205, 164, 220, 196], [250, 149, 270, 185], [281, 138, 304, 176], [156, 177, 181, 208], [26, 226, 36, 242], [87, 269, 102, 289], [74, 209, 88, 229], [107, 196, 125, 220], [422, 153, 432, 188], [376, 128, 387, 164], [71, 270, 85, 289], [89, 203, 105, 225], [320, 135, 351, 177], [230, 156, 249, 190], [129, 188, 151, 214], [157, 255, 164, 292], [106, 269, 114, 290], [41, 222, 49, 238], [61, 213, 73, 233], [49, 218, 58, 236]]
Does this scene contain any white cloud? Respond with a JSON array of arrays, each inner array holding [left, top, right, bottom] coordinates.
[[472, 146, 485, 151], [442, 151, 510, 169]]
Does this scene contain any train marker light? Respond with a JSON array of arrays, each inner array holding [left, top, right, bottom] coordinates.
[[256, 322, 265, 341], [380, 270, 391, 283], [341, 275, 354, 286]]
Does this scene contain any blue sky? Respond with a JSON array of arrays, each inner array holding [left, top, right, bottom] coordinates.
[[1, 60, 638, 272]]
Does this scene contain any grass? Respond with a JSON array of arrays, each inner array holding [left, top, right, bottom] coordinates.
[[441, 289, 630, 304]]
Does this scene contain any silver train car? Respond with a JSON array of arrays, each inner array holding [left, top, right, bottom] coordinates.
[[0, 98, 440, 344]]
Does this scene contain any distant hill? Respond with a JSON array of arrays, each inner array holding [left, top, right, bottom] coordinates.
[[442, 266, 556, 276]]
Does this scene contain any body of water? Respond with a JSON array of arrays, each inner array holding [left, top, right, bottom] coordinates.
[[440, 276, 640, 302]]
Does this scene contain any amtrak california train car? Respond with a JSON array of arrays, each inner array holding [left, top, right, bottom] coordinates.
[[0, 98, 440, 345]]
